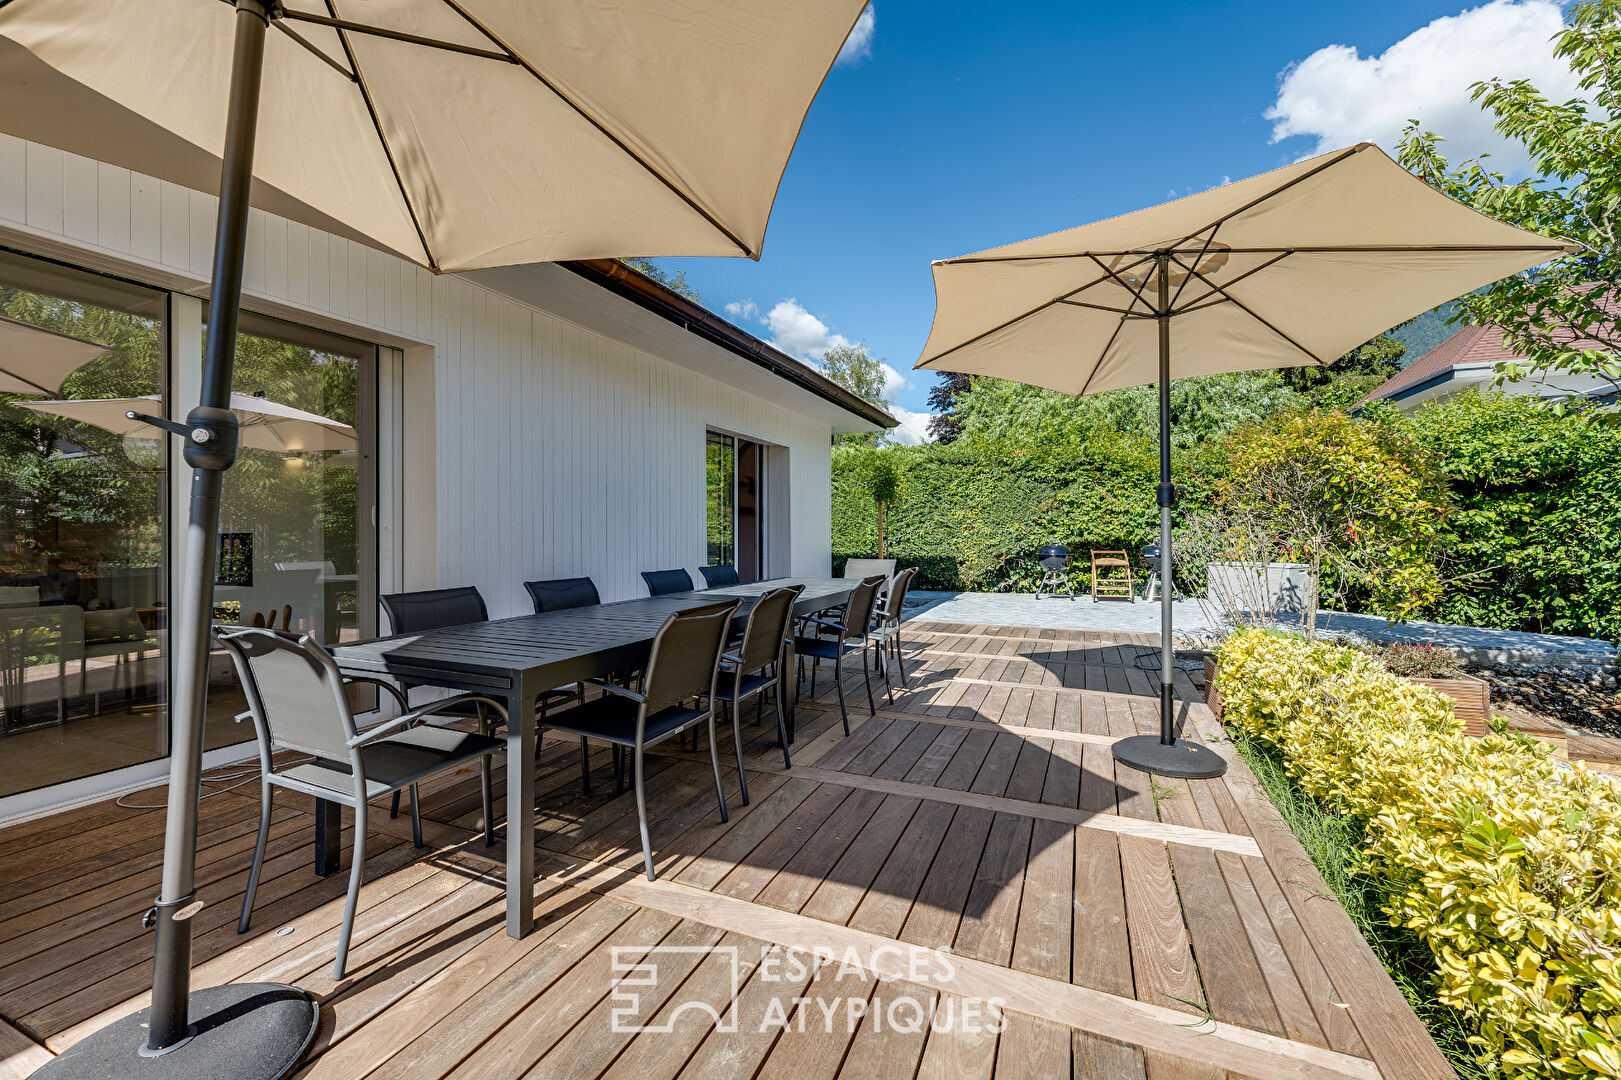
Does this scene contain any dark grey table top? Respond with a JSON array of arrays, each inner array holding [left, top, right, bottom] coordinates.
[[332, 577, 854, 694]]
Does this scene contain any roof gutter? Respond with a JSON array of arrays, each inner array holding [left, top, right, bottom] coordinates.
[[563, 259, 897, 431]]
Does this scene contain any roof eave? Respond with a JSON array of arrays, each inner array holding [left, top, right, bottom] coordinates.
[[563, 259, 898, 432]]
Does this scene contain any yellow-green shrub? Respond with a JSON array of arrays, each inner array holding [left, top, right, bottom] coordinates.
[[1216, 629, 1621, 1078]]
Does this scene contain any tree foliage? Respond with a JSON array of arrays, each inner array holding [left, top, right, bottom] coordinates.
[[1396, 0, 1621, 411], [1213, 410, 1449, 625], [925, 371, 971, 443], [820, 343, 892, 446], [619, 257, 701, 303]]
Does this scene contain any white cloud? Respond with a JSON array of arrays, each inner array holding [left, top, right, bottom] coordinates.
[[837, 5, 875, 66], [723, 300, 758, 322], [761, 298, 853, 361], [886, 406, 934, 446], [879, 362, 909, 397], [1266, 0, 1581, 172]]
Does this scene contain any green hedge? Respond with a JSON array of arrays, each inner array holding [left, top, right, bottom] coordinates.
[[832, 439, 1163, 591]]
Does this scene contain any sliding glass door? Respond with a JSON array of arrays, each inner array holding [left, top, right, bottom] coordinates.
[[0, 251, 169, 797]]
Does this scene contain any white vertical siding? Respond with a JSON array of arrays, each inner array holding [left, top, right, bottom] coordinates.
[[0, 135, 835, 618]]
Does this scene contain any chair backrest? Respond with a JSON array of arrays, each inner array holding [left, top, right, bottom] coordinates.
[[525, 577, 600, 613], [216, 628, 356, 762], [735, 585, 802, 672], [379, 586, 488, 635], [881, 566, 917, 620], [698, 564, 740, 589], [640, 599, 740, 717], [840, 575, 886, 638], [641, 568, 694, 597], [843, 558, 896, 585]]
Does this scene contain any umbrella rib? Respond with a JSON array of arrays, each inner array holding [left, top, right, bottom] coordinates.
[[1162, 144, 1368, 253], [1171, 254, 1326, 365], [274, 20, 359, 81], [433, 0, 758, 259], [1168, 227, 1220, 310], [280, 9, 515, 63], [0, 366, 55, 396], [1167, 249, 1294, 316], [946, 242, 1572, 264], [1072, 254, 1163, 397], [321, 0, 440, 272], [1056, 299, 1155, 317]]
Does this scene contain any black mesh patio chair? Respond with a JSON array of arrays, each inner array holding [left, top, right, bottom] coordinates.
[[539, 598, 741, 880], [377, 586, 498, 820], [524, 576, 600, 612], [641, 568, 694, 596], [871, 566, 918, 695], [793, 575, 885, 734], [524, 576, 610, 792], [716, 585, 802, 799], [218, 627, 506, 980], [699, 564, 740, 588]]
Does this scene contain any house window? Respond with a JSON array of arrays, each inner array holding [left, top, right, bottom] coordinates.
[[0, 250, 169, 798], [706, 429, 766, 582]]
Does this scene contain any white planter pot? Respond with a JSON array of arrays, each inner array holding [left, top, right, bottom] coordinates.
[[1205, 561, 1312, 614]]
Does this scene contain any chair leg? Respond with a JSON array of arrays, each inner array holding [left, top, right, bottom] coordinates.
[[706, 713, 730, 823], [237, 780, 273, 934], [893, 628, 908, 688], [390, 790, 401, 819], [409, 783, 423, 848], [773, 680, 792, 770], [875, 639, 893, 704], [481, 753, 496, 847], [477, 704, 493, 836], [833, 651, 849, 735], [729, 699, 751, 806], [613, 745, 626, 796], [634, 744, 656, 881], [580, 735, 592, 795], [334, 799, 367, 981], [862, 645, 877, 716]]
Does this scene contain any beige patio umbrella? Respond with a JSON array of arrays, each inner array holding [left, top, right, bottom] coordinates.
[[1, 2, 867, 1076], [0, 315, 110, 394], [16, 391, 357, 453], [915, 142, 1574, 780]]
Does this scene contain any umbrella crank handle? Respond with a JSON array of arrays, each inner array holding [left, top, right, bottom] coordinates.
[[126, 407, 239, 471]]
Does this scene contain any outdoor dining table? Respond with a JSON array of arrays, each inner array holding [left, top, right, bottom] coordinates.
[[330, 576, 857, 938]]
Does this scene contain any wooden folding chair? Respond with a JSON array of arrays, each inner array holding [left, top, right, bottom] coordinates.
[[1090, 550, 1135, 602]]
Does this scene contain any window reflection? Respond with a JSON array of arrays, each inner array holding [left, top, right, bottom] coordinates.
[[0, 252, 167, 797]]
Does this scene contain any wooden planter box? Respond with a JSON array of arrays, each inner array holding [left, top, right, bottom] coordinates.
[[1410, 675, 1490, 730]]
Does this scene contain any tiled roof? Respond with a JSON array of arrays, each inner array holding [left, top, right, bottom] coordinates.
[[1359, 289, 1619, 406]]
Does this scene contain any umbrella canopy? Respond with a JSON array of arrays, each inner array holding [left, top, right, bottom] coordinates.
[[914, 143, 1573, 780], [917, 143, 1574, 391], [0, 314, 110, 394], [15, 391, 357, 452], [0, 0, 867, 271]]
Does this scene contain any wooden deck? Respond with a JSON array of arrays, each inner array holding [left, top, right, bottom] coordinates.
[[0, 622, 1455, 1080]]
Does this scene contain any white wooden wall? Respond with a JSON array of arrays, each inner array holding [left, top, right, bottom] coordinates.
[[0, 135, 835, 619]]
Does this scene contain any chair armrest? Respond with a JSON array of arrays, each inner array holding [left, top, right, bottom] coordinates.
[[803, 616, 845, 635], [349, 693, 511, 747], [342, 675, 409, 711], [586, 678, 646, 703]]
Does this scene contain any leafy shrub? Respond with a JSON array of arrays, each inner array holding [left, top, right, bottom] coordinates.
[[1411, 390, 1621, 645], [1356, 641, 1467, 679], [1217, 629, 1621, 1078]]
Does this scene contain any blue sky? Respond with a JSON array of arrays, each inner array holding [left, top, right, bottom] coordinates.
[[655, 0, 1576, 441]]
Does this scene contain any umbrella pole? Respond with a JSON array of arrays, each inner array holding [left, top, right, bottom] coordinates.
[[1111, 253, 1226, 781], [30, 3, 319, 1076]]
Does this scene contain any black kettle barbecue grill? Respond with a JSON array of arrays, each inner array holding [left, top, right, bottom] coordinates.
[[1035, 543, 1075, 600], [1140, 543, 1179, 602]]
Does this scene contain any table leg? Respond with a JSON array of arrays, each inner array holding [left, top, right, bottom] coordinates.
[[506, 680, 537, 938], [314, 797, 342, 877]]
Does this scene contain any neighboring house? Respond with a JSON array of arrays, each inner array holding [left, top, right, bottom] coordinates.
[[0, 134, 893, 820], [1358, 300, 1619, 412]]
